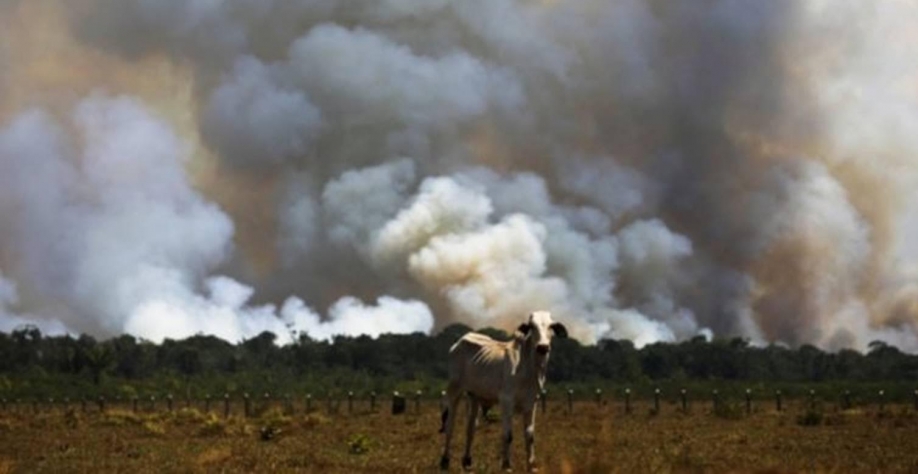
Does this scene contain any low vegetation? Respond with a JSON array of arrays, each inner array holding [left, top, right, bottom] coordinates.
[[1, 398, 917, 473]]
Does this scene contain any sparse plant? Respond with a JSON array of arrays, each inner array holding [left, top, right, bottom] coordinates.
[[348, 433, 372, 455]]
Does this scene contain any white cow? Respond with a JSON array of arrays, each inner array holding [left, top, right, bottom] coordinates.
[[439, 311, 568, 472]]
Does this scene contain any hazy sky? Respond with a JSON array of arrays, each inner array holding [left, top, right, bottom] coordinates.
[[1, 0, 917, 351]]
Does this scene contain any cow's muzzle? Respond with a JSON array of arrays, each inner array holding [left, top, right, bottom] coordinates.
[[536, 344, 550, 356]]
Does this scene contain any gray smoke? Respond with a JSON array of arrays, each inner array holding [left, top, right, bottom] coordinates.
[[0, 0, 915, 350]]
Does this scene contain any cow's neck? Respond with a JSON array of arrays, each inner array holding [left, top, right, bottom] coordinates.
[[515, 336, 548, 391]]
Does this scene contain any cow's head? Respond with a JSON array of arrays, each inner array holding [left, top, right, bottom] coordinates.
[[516, 311, 568, 357]]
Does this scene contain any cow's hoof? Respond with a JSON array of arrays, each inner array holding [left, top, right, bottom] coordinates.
[[461, 456, 472, 471], [440, 455, 450, 470]]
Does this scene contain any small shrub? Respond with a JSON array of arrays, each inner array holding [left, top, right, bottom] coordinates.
[[142, 420, 166, 437], [261, 406, 293, 428], [196, 415, 226, 437], [302, 413, 330, 429], [796, 409, 823, 426], [714, 401, 744, 420], [348, 433, 373, 455]]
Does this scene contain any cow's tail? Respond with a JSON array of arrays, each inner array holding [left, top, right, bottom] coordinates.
[[439, 407, 448, 433]]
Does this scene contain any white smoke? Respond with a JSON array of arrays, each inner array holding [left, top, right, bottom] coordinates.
[[0, 0, 915, 351]]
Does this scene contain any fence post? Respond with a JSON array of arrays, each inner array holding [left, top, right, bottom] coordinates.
[[305, 394, 312, 413], [680, 389, 687, 414], [878, 390, 885, 413], [712, 390, 719, 413], [624, 388, 631, 414], [264, 392, 271, 413], [392, 391, 407, 415], [243, 393, 251, 418], [223, 393, 230, 418], [567, 389, 574, 414], [653, 388, 661, 415], [808, 390, 816, 411], [775, 390, 782, 412], [415, 390, 422, 413], [745, 389, 752, 415], [348, 392, 354, 414], [167, 394, 174, 413], [204, 394, 211, 412]]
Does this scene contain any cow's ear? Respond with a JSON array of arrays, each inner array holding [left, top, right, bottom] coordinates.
[[517, 322, 532, 336], [550, 322, 568, 338]]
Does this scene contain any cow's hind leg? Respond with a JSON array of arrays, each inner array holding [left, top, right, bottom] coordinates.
[[500, 395, 514, 472], [440, 382, 462, 470], [462, 397, 480, 471]]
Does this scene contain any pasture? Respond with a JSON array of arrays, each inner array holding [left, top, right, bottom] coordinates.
[[0, 396, 917, 473]]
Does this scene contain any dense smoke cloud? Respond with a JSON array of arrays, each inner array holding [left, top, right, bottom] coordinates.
[[0, 0, 916, 351]]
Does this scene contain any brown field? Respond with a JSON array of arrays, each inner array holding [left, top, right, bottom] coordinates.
[[0, 399, 917, 473]]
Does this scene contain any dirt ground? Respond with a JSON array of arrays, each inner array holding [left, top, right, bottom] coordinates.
[[0, 399, 916, 473]]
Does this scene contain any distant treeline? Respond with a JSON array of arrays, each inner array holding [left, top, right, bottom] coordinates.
[[0, 324, 916, 400]]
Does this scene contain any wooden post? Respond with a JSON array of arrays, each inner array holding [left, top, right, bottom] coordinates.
[[653, 388, 660, 415], [595, 388, 603, 406], [392, 391, 406, 415], [243, 393, 251, 418], [305, 394, 313, 413], [624, 388, 631, 414], [567, 389, 574, 414], [878, 390, 885, 413], [680, 389, 687, 414], [415, 390, 422, 413], [348, 391, 354, 414], [775, 390, 782, 412], [745, 389, 752, 415], [223, 393, 230, 418], [712, 390, 719, 413]]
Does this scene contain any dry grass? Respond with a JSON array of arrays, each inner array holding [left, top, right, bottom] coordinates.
[[0, 401, 916, 473]]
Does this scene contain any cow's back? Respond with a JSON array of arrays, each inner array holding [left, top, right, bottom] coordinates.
[[448, 333, 517, 403]]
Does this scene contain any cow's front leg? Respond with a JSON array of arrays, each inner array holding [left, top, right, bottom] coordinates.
[[523, 407, 537, 472], [500, 395, 514, 471]]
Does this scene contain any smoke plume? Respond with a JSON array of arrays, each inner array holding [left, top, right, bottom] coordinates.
[[0, 0, 916, 351]]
